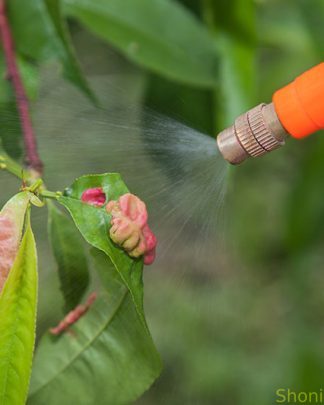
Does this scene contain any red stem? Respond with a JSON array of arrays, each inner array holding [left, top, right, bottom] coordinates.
[[0, 0, 43, 174]]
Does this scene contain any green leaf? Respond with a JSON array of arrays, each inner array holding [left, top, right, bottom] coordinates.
[[0, 55, 22, 159], [0, 55, 38, 159], [0, 214, 38, 405], [44, 0, 98, 104], [298, 0, 324, 58], [283, 137, 324, 254], [7, 0, 58, 61], [214, 0, 256, 127], [218, 35, 256, 126], [48, 202, 90, 313], [28, 249, 161, 405], [0, 102, 22, 160], [7, 0, 96, 102], [63, 0, 219, 87], [145, 73, 214, 135], [57, 173, 146, 323]]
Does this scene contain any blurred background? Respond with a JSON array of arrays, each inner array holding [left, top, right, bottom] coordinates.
[[1, 0, 324, 404]]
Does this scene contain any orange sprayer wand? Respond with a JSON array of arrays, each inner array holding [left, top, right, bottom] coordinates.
[[217, 62, 324, 164]]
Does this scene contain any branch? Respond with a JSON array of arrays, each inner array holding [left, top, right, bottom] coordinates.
[[0, 0, 43, 174]]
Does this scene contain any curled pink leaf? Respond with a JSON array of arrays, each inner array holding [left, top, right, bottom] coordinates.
[[142, 225, 157, 265], [118, 193, 148, 227], [81, 187, 106, 207], [106, 193, 157, 265]]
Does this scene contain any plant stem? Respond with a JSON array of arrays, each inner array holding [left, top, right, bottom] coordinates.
[[0, 151, 24, 179], [1, 145, 62, 202], [0, 0, 43, 174], [40, 190, 62, 200]]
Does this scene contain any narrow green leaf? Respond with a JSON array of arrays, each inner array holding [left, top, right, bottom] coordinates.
[[63, 0, 219, 87], [28, 249, 161, 405], [0, 55, 38, 159], [44, 0, 97, 104], [145, 73, 214, 135], [7, 0, 95, 103], [48, 202, 90, 313], [298, 0, 324, 58], [0, 55, 22, 159], [216, 0, 256, 127], [283, 137, 324, 254], [201, 0, 256, 128], [0, 215, 38, 405], [218, 36, 256, 126], [0, 103, 22, 159], [8, 0, 59, 62], [57, 173, 146, 324]]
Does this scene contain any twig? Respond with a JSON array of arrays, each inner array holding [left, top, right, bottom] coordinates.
[[50, 292, 98, 335], [0, 0, 43, 174]]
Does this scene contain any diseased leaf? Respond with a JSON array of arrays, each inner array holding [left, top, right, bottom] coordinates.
[[0, 192, 30, 236], [63, 0, 219, 87], [0, 192, 32, 291], [7, 0, 95, 102], [57, 173, 146, 323], [28, 249, 161, 405], [0, 215, 38, 405], [48, 202, 90, 313]]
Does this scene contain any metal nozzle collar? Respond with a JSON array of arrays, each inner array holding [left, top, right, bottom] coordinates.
[[217, 103, 287, 165]]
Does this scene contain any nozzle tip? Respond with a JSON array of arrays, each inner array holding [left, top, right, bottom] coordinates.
[[216, 103, 287, 165], [216, 126, 249, 165]]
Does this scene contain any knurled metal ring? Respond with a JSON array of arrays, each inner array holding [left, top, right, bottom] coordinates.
[[247, 104, 284, 152], [234, 112, 266, 157]]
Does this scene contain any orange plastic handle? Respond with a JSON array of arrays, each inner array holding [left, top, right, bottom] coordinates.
[[273, 62, 324, 139]]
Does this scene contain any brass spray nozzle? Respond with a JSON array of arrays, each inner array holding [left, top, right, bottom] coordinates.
[[216, 103, 287, 165], [217, 62, 324, 164]]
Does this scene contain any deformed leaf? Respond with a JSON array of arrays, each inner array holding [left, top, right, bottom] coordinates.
[[63, 0, 219, 87], [57, 173, 146, 323], [0, 192, 32, 291], [48, 202, 90, 313], [0, 215, 38, 405], [28, 249, 161, 405]]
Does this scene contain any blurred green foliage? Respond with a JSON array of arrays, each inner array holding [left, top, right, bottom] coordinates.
[[0, 0, 323, 404]]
